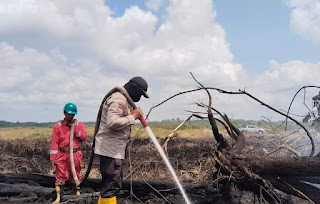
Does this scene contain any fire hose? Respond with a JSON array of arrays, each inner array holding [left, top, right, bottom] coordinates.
[[69, 122, 79, 186]]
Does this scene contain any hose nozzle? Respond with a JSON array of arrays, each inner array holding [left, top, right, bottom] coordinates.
[[139, 116, 148, 127]]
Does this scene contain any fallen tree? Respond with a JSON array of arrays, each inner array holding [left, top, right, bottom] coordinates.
[[144, 73, 320, 203]]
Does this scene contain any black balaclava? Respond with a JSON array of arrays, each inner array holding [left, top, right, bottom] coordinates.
[[124, 81, 143, 102]]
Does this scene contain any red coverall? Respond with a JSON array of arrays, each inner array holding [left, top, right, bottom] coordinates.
[[50, 119, 87, 183]]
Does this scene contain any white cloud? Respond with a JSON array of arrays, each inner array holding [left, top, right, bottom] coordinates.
[[0, 0, 110, 48], [94, 0, 242, 89], [249, 60, 320, 119], [146, 0, 165, 11], [0, 42, 128, 121], [0, 0, 319, 123], [0, 42, 47, 88], [285, 0, 320, 45], [256, 60, 320, 94]]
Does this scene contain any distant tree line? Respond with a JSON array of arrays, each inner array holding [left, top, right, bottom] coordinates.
[[0, 120, 55, 127], [0, 120, 96, 127]]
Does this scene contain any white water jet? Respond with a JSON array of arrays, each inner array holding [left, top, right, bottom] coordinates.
[[144, 126, 192, 204]]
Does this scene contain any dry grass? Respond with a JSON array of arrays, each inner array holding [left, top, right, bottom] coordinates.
[[131, 126, 221, 139], [0, 125, 214, 140], [0, 126, 52, 140], [0, 126, 94, 140]]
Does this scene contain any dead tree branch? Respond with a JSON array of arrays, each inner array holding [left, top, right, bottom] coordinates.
[[146, 86, 314, 156], [235, 88, 314, 157], [161, 114, 206, 152], [285, 85, 320, 129], [190, 73, 227, 150]]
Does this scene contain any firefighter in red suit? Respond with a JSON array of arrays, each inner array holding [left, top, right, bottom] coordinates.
[[50, 103, 88, 203]]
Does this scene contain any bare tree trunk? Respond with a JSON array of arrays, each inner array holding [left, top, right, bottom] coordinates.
[[232, 156, 320, 176]]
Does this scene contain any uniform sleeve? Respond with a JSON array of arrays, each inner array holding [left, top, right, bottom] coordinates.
[[74, 122, 88, 141], [50, 124, 59, 161], [106, 96, 135, 130]]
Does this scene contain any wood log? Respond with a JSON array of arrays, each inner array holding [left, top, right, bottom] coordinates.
[[219, 155, 320, 203], [0, 195, 39, 203], [266, 176, 320, 204], [0, 173, 55, 187], [0, 183, 54, 197], [297, 176, 320, 184], [231, 156, 320, 176], [62, 192, 100, 203]]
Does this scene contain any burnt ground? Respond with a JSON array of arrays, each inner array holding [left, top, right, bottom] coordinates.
[[0, 134, 306, 203]]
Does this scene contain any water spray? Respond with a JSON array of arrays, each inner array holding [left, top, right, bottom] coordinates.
[[139, 117, 192, 204], [121, 86, 191, 204]]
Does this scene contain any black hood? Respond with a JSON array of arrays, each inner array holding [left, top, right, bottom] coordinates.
[[124, 81, 144, 102]]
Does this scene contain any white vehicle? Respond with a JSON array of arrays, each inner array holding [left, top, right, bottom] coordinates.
[[240, 125, 265, 135]]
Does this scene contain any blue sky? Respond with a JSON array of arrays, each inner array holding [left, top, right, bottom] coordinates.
[[0, 0, 320, 123], [106, 0, 149, 15], [214, 0, 320, 73]]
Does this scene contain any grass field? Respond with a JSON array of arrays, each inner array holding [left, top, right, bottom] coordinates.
[[0, 119, 299, 140], [0, 124, 214, 140], [0, 126, 93, 140]]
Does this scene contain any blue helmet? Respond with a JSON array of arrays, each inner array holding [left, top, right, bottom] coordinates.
[[64, 103, 77, 114]]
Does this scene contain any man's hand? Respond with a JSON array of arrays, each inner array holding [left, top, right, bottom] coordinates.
[[131, 107, 143, 120], [71, 119, 78, 126]]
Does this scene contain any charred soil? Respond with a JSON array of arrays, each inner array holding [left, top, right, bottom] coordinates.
[[0, 135, 308, 203]]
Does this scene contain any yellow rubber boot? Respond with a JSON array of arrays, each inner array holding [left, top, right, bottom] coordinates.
[[97, 196, 106, 204], [97, 196, 116, 204], [52, 185, 61, 203], [76, 186, 81, 195], [108, 196, 116, 204]]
